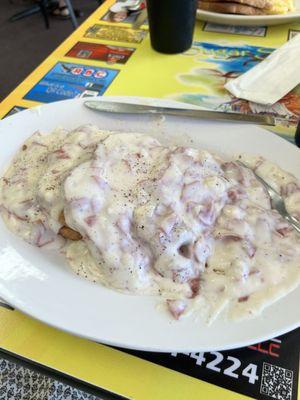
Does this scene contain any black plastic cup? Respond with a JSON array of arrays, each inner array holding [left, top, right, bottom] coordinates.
[[147, 0, 197, 54]]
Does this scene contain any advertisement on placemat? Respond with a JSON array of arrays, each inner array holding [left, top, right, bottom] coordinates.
[[122, 328, 299, 400], [2, 106, 26, 119], [101, 0, 147, 24], [174, 42, 300, 131], [24, 62, 119, 103], [85, 24, 147, 43], [66, 42, 135, 65], [202, 23, 267, 37], [288, 29, 300, 40]]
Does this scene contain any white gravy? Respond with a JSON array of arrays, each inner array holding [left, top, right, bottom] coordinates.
[[1, 126, 299, 322]]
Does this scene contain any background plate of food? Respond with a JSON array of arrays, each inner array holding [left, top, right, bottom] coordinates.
[[0, 96, 299, 352], [197, 0, 300, 25]]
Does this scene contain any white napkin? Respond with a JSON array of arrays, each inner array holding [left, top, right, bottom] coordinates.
[[224, 34, 300, 106]]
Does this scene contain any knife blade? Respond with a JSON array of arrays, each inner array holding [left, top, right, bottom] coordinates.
[[84, 101, 276, 126]]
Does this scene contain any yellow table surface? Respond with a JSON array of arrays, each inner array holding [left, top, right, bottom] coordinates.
[[1, 0, 300, 139], [0, 1, 299, 399]]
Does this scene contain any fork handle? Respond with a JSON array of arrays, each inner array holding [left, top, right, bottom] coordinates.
[[290, 214, 300, 224], [284, 215, 300, 234]]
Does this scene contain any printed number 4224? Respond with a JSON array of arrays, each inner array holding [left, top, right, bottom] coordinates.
[[171, 352, 259, 384]]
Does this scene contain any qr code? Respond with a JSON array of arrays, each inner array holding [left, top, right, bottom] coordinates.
[[260, 362, 293, 400]]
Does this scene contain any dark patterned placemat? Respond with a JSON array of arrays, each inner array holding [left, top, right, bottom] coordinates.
[[0, 357, 101, 400]]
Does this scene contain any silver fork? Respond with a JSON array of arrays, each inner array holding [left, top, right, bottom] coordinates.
[[236, 160, 300, 234]]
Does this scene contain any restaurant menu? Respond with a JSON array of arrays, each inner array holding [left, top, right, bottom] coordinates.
[[0, 1, 299, 399]]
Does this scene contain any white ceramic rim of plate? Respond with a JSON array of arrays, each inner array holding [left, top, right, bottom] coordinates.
[[196, 8, 300, 25], [0, 96, 299, 352]]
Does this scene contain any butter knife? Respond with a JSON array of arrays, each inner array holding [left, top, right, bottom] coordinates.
[[84, 101, 276, 126]]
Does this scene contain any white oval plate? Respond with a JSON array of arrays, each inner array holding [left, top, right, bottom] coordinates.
[[197, 0, 300, 26], [0, 96, 299, 352]]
